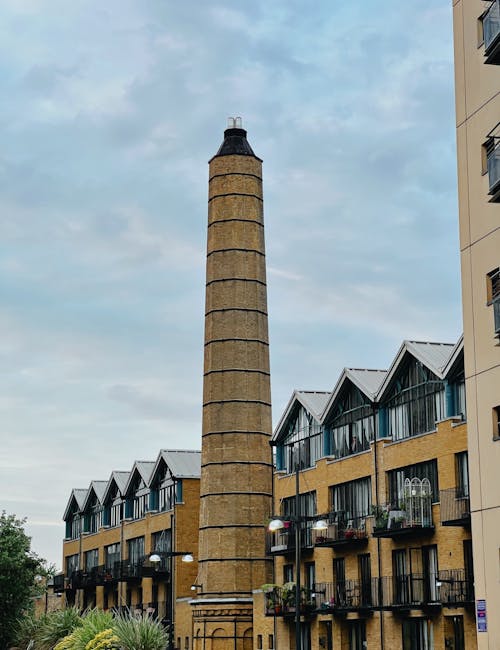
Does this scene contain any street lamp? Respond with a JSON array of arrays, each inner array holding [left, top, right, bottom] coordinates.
[[268, 465, 328, 650], [149, 551, 193, 650]]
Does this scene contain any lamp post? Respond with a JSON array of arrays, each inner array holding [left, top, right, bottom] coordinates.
[[149, 551, 193, 650], [268, 464, 328, 650]]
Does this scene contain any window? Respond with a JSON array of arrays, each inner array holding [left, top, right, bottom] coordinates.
[[305, 563, 315, 592], [279, 405, 323, 473], [386, 358, 445, 441], [348, 621, 366, 650], [327, 384, 374, 460], [402, 619, 433, 650], [494, 406, 500, 439], [268, 634, 274, 649], [66, 513, 81, 540], [66, 554, 79, 575], [152, 529, 171, 553], [485, 124, 500, 198], [330, 477, 372, 520], [456, 452, 469, 497], [487, 268, 500, 335], [388, 460, 438, 504], [483, 0, 500, 62], [85, 548, 99, 571], [281, 492, 317, 546], [358, 554, 372, 606], [257, 636, 262, 650], [283, 564, 294, 583], [104, 543, 120, 570], [127, 537, 145, 565]]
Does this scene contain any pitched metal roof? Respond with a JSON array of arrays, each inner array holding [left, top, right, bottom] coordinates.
[[63, 488, 88, 521], [345, 369, 388, 400], [296, 391, 331, 420], [157, 449, 201, 478], [442, 334, 464, 378], [272, 390, 330, 443], [101, 470, 130, 504], [82, 480, 108, 511], [124, 460, 156, 494], [321, 368, 386, 422], [377, 339, 456, 401]]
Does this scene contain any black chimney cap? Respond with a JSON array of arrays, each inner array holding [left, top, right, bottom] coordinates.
[[210, 118, 262, 161]]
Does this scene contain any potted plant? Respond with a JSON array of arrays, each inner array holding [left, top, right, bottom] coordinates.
[[282, 582, 297, 611], [371, 505, 389, 530], [261, 584, 279, 613]]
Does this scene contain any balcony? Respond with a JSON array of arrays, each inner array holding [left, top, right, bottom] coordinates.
[[53, 573, 65, 594], [267, 523, 314, 556], [380, 574, 441, 613], [486, 125, 500, 201], [494, 298, 500, 337], [440, 488, 470, 527], [314, 580, 378, 616], [313, 514, 369, 549], [484, 0, 500, 64], [438, 570, 474, 607], [263, 584, 317, 617], [119, 560, 144, 582], [372, 503, 434, 539]]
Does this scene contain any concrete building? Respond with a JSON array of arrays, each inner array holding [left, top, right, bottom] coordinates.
[[58, 449, 200, 646], [254, 337, 475, 650], [452, 1, 500, 646], [190, 118, 273, 649]]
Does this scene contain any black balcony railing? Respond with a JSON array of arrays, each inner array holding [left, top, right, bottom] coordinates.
[[438, 569, 475, 606], [314, 579, 379, 614], [440, 488, 470, 526], [53, 573, 65, 593], [494, 298, 500, 336], [487, 145, 500, 200], [267, 522, 315, 555], [313, 514, 369, 548], [372, 502, 434, 539], [484, 0, 500, 64], [380, 574, 440, 610], [263, 584, 316, 617], [119, 560, 143, 581]]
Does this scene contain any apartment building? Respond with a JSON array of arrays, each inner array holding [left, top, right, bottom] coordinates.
[[254, 338, 475, 650], [452, 2, 500, 647], [57, 450, 200, 646]]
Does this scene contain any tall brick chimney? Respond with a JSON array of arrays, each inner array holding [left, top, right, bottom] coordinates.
[[192, 118, 273, 647]]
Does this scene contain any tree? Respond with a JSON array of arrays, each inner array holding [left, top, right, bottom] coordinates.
[[0, 511, 46, 650]]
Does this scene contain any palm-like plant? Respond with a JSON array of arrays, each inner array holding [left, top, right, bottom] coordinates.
[[113, 611, 168, 650]]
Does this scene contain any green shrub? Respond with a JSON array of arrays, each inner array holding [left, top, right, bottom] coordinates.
[[37, 608, 83, 650], [70, 610, 115, 650], [114, 612, 168, 650]]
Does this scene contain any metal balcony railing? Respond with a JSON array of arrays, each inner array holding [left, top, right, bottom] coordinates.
[[484, 0, 500, 63], [53, 573, 65, 593], [372, 501, 433, 538], [314, 579, 379, 613], [440, 488, 470, 526], [487, 142, 500, 197], [380, 574, 440, 609], [438, 569, 474, 606], [263, 585, 316, 617], [267, 522, 315, 555], [313, 514, 369, 548], [494, 298, 500, 336]]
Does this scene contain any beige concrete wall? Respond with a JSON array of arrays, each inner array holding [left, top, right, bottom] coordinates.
[[453, 1, 500, 648]]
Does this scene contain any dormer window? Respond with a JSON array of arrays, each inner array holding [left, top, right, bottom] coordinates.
[[386, 359, 445, 441]]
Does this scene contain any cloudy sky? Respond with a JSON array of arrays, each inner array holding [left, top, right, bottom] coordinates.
[[0, 0, 461, 568]]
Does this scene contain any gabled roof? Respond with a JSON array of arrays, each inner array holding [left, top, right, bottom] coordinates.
[[63, 488, 88, 521], [377, 340, 456, 401], [272, 390, 330, 443], [124, 461, 155, 495], [157, 450, 201, 479], [102, 471, 130, 504], [82, 480, 109, 511], [442, 334, 464, 378], [322, 368, 387, 422]]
